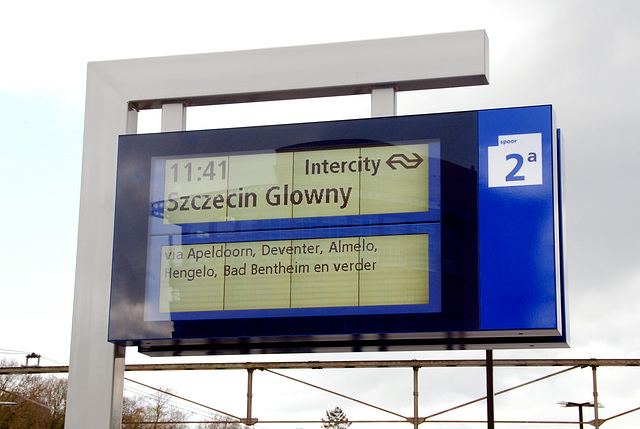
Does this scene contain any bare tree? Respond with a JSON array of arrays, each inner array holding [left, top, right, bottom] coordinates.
[[196, 413, 244, 429], [0, 358, 20, 393], [122, 386, 191, 428], [0, 360, 66, 429], [122, 395, 147, 428]]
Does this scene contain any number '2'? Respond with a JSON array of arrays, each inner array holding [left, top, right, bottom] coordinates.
[[505, 153, 525, 181]]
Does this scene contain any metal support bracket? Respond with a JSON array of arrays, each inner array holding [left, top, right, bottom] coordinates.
[[245, 368, 258, 426]]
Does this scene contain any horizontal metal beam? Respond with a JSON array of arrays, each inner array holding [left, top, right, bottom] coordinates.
[[4, 359, 640, 374], [125, 358, 640, 370], [89, 30, 489, 110], [121, 420, 580, 425]]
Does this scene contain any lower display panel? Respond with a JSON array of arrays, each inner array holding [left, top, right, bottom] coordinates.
[[146, 224, 441, 321]]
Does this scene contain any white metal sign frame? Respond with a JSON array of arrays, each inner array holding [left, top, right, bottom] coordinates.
[[66, 30, 489, 428]]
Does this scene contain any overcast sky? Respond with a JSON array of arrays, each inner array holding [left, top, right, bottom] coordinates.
[[2, 0, 640, 427]]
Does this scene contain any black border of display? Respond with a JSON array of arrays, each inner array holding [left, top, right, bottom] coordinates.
[[109, 112, 480, 354]]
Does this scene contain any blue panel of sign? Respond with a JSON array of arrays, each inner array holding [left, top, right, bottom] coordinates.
[[478, 106, 560, 330]]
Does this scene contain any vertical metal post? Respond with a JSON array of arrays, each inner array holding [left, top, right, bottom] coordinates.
[[578, 405, 584, 429], [592, 365, 600, 428], [371, 86, 397, 117], [246, 368, 255, 426], [486, 350, 495, 429], [413, 367, 420, 429], [161, 103, 187, 131], [126, 106, 139, 134], [110, 345, 126, 428]]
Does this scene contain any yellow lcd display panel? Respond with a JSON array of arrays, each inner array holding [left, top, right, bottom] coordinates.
[[156, 233, 432, 315], [160, 142, 432, 225], [145, 139, 441, 323]]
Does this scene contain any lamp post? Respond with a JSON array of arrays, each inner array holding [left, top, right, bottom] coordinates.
[[558, 401, 603, 429]]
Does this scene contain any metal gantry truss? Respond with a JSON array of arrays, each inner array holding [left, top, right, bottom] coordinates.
[[5, 357, 640, 427]]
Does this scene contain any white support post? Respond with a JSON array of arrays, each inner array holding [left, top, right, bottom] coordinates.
[[371, 86, 397, 117], [161, 103, 187, 131], [109, 345, 126, 427], [65, 31, 488, 429], [126, 107, 139, 134]]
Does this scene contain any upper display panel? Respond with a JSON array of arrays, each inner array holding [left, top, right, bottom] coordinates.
[[149, 141, 440, 235]]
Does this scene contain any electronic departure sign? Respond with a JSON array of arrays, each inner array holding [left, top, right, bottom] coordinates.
[[108, 105, 566, 355]]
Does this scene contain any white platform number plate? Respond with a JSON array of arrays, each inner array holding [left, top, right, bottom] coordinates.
[[488, 133, 542, 188]]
